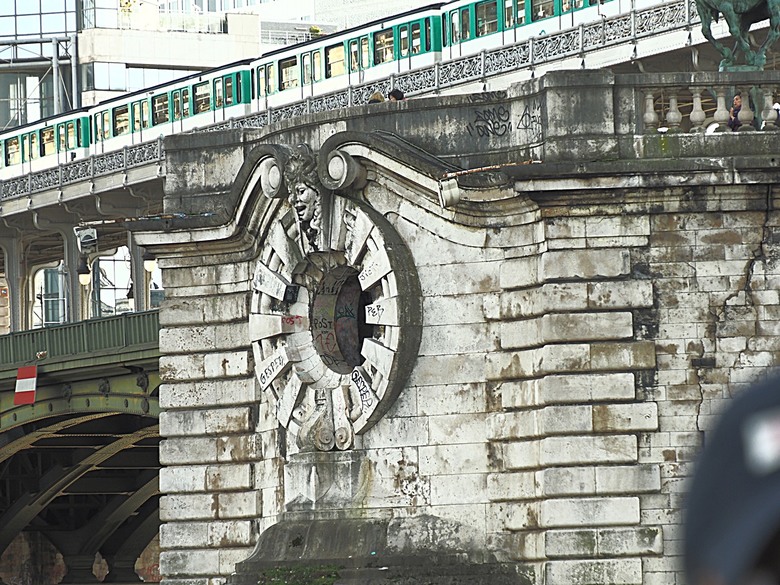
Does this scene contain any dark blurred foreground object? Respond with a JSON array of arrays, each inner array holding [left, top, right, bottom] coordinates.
[[685, 375, 780, 585]]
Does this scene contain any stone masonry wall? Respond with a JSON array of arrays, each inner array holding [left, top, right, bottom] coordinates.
[[146, 86, 780, 584]]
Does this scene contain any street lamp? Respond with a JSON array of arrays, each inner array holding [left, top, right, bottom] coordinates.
[[142, 250, 157, 273], [77, 256, 91, 286]]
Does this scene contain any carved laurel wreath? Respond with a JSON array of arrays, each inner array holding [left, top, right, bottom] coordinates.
[[248, 143, 421, 452]]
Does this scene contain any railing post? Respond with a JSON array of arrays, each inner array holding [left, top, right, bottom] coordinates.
[[434, 62, 440, 92], [760, 86, 779, 131], [665, 88, 683, 132], [642, 88, 659, 134], [713, 87, 730, 132], [689, 86, 707, 133]]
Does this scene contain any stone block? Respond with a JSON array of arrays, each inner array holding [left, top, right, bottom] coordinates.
[[542, 249, 631, 280], [159, 549, 221, 577], [545, 529, 598, 558], [423, 294, 487, 325], [488, 410, 539, 440], [588, 281, 654, 309], [590, 341, 656, 370], [546, 217, 586, 239], [160, 494, 218, 521], [160, 326, 215, 353], [592, 403, 658, 432], [598, 527, 664, 556], [500, 256, 540, 289], [159, 466, 208, 494], [486, 471, 537, 501], [419, 262, 499, 296], [419, 443, 490, 475], [541, 435, 637, 466], [411, 354, 486, 386], [420, 323, 495, 354], [216, 491, 262, 519], [595, 464, 661, 494], [160, 354, 205, 382], [585, 215, 649, 238], [503, 440, 540, 469], [541, 405, 592, 435], [217, 435, 262, 462], [541, 497, 639, 527], [207, 520, 253, 547], [543, 312, 634, 343], [160, 411, 208, 437], [204, 407, 253, 434], [416, 383, 487, 416], [492, 501, 541, 531], [540, 373, 636, 404], [430, 472, 487, 505], [206, 463, 253, 492], [428, 413, 486, 444], [360, 415, 429, 448], [160, 522, 209, 548], [161, 437, 218, 465], [545, 558, 643, 585], [204, 351, 251, 378], [540, 467, 596, 496]]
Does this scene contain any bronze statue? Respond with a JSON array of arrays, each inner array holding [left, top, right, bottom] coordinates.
[[696, 0, 780, 69]]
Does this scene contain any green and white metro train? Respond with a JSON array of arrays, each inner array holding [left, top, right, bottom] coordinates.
[[0, 0, 622, 181]]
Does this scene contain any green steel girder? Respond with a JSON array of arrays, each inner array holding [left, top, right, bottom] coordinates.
[[0, 424, 159, 555], [0, 371, 160, 434]]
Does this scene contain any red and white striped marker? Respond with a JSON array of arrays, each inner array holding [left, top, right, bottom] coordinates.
[[14, 365, 37, 405]]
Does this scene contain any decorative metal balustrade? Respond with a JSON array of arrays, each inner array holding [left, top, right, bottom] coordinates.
[[0, 137, 165, 201]]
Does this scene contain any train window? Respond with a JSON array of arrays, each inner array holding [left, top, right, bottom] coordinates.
[[57, 125, 66, 151], [102, 111, 111, 139], [373, 30, 393, 64], [132, 102, 141, 131], [477, 1, 499, 35], [182, 88, 190, 116], [518, 0, 527, 23], [225, 77, 234, 105], [302, 54, 312, 84], [5, 137, 19, 166], [532, 0, 553, 19], [279, 57, 299, 91], [361, 37, 369, 68], [325, 44, 345, 78], [41, 128, 55, 156], [400, 26, 409, 57], [152, 94, 170, 125], [349, 40, 360, 72], [93, 113, 102, 142], [113, 105, 130, 135], [411, 23, 422, 54], [312, 52, 322, 82], [257, 66, 266, 96], [141, 101, 150, 128], [504, 0, 515, 26], [425, 19, 432, 51], [442, 14, 448, 46], [29, 133, 39, 160], [195, 82, 211, 112], [450, 11, 460, 43], [215, 78, 224, 107], [267, 64, 277, 93], [67, 122, 77, 148], [173, 91, 182, 120], [461, 8, 472, 41]]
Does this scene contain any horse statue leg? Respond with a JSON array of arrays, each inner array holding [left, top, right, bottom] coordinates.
[[719, 2, 754, 66], [696, 3, 736, 68]]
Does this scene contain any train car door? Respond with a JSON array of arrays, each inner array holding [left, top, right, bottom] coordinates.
[[347, 34, 369, 84], [301, 50, 322, 98]]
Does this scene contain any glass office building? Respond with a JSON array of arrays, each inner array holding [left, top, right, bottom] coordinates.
[[0, 0, 78, 128]]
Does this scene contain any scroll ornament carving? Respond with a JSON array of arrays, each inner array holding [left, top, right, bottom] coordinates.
[[249, 143, 421, 453]]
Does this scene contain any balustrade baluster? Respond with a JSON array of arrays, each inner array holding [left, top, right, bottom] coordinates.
[[689, 86, 707, 133], [665, 88, 683, 132], [713, 87, 730, 132], [643, 89, 659, 133], [736, 88, 755, 131], [760, 86, 778, 131]]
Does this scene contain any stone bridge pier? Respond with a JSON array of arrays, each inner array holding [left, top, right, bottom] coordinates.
[[135, 69, 780, 585]]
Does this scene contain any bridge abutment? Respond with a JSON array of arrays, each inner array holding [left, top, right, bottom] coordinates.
[[130, 70, 780, 585]]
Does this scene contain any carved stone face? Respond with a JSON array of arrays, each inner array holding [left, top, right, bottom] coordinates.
[[291, 182, 318, 223]]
